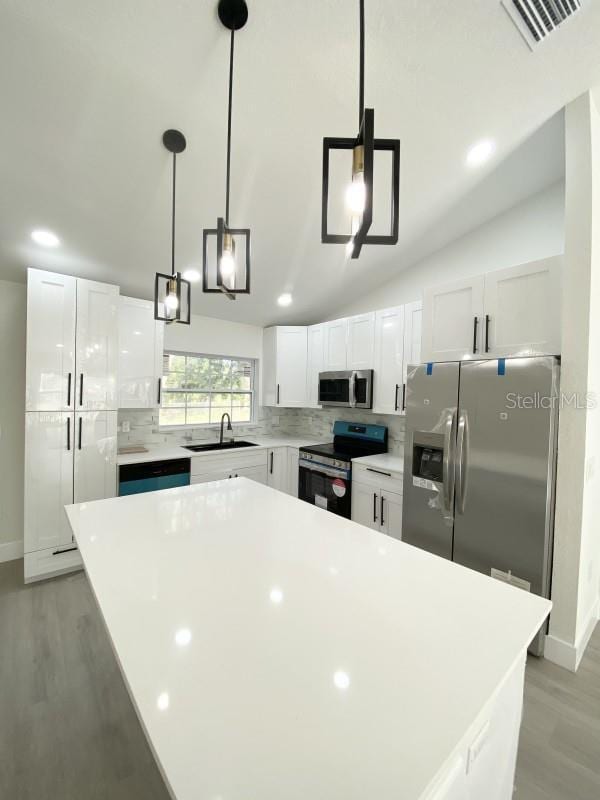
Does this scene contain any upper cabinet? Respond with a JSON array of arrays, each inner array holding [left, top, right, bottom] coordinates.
[[347, 312, 375, 370], [118, 296, 164, 408], [26, 270, 77, 411], [422, 276, 485, 363], [483, 257, 561, 358], [421, 257, 562, 362], [323, 318, 348, 371], [372, 301, 422, 416], [262, 326, 308, 407], [26, 269, 119, 412], [76, 279, 119, 410], [306, 324, 325, 408]]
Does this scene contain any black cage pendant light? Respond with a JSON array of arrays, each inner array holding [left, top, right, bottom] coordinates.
[[203, 0, 251, 300], [322, 0, 400, 259], [154, 129, 191, 324]]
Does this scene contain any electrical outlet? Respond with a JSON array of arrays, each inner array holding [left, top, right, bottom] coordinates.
[[122, 420, 131, 433]]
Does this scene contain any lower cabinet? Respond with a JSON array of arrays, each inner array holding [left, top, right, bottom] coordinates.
[[267, 447, 288, 492], [286, 448, 299, 497], [24, 410, 117, 583], [190, 449, 269, 486], [351, 463, 403, 540]]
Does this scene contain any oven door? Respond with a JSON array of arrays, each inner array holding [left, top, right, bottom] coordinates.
[[298, 460, 351, 518], [318, 371, 351, 407]]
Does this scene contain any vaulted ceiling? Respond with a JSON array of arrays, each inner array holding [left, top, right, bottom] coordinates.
[[0, 0, 599, 325]]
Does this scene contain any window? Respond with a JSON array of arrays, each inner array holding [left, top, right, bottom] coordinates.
[[159, 352, 255, 427]]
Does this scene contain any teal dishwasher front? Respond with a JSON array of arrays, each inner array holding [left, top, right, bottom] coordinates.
[[118, 458, 191, 496]]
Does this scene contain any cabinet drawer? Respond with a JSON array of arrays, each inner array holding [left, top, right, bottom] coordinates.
[[24, 545, 82, 584], [191, 449, 268, 476], [353, 463, 403, 494]]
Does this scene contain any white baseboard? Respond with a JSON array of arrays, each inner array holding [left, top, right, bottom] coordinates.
[[545, 597, 600, 672], [0, 539, 24, 564]]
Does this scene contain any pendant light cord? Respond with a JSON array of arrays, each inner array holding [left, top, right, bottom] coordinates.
[[359, 0, 365, 127], [225, 28, 235, 226], [171, 151, 176, 277]]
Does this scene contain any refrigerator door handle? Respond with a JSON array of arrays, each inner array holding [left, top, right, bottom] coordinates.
[[442, 409, 457, 514], [455, 410, 468, 515]]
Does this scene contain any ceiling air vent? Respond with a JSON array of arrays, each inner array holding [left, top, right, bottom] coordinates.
[[502, 0, 583, 48]]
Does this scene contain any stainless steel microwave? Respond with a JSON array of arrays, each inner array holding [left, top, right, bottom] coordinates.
[[318, 370, 374, 408]]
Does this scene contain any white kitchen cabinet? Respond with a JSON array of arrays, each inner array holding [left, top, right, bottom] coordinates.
[[286, 447, 299, 496], [351, 481, 380, 531], [74, 411, 117, 503], [191, 464, 267, 485], [347, 312, 375, 370], [118, 296, 164, 408], [191, 469, 231, 486], [76, 278, 119, 410], [262, 327, 308, 407], [422, 276, 485, 362], [483, 256, 561, 357], [403, 300, 423, 376], [24, 412, 74, 554], [373, 306, 405, 415], [267, 447, 288, 493], [26, 269, 76, 411], [306, 324, 325, 408], [234, 464, 268, 484], [323, 318, 348, 371], [379, 489, 403, 541], [421, 257, 562, 363], [352, 462, 403, 541]]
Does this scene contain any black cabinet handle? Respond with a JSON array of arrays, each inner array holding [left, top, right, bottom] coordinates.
[[472, 317, 479, 354], [270, 451, 274, 474], [394, 384, 399, 411], [79, 373, 84, 406], [402, 383, 406, 412], [52, 546, 78, 556], [157, 378, 162, 405], [66, 418, 71, 451], [373, 492, 378, 523], [78, 416, 82, 450], [67, 372, 72, 407], [485, 314, 490, 353], [276, 384, 280, 405], [381, 495, 385, 526], [366, 467, 392, 477]]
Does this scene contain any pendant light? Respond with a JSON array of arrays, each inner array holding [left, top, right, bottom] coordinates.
[[203, 0, 251, 300], [154, 129, 191, 324], [321, 0, 400, 259]]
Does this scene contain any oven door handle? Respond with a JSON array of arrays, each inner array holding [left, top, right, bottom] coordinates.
[[298, 460, 349, 480]]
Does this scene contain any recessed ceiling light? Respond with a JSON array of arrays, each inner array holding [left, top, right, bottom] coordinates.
[[333, 670, 350, 691], [182, 268, 200, 282], [466, 139, 495, 168], [277, 293, 292, 307], [31, 229, 60, 247]]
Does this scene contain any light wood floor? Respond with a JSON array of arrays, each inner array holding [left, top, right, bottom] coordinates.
[[1, 559, 599, 799]]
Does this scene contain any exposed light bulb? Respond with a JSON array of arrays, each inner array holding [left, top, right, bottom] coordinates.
[[220, 251, 235, 279], [345, 176, 366, 216], [165, 292, 179, 311]]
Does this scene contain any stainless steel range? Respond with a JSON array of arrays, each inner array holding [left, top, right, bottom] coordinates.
[[298, 421, 388, 518]]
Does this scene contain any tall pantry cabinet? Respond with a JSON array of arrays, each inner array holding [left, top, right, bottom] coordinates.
[[24, 268, 119, 582]]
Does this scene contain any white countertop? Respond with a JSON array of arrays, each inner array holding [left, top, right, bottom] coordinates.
[[116, 435, 324, 466], [66, 481, 550, 800], [352, 452, 404, 474]]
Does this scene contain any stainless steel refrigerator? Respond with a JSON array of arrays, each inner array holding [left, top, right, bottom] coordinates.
[[402, 356, 559, 654]]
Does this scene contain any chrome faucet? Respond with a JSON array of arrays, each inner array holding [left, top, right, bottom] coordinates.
[[219, 412, 233, 445]]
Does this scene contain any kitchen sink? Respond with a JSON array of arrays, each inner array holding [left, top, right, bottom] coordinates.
[[183, 441, 258, 453]]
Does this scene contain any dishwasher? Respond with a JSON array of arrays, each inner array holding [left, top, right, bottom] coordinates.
[[118, 458, 191, 496]]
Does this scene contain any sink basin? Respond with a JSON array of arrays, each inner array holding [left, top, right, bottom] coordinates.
[[183, 441, 258, 453]]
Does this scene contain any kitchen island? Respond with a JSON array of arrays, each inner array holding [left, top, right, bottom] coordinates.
[[66, 479, 551, 800]]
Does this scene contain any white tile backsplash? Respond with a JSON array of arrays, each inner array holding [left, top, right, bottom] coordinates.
[[118, 406, 405, 455]]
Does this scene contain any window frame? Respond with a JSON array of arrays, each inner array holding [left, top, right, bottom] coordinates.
[[159, 350, 257, 429]]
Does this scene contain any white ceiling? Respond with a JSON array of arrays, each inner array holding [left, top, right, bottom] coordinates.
[[0, 0, 598, 326]]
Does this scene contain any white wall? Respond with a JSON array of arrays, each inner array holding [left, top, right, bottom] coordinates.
[[331, 180, 565, 317], [164, 312, 263, 360], [546, 91, 600, 671], [0, 280, 26, 558]]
